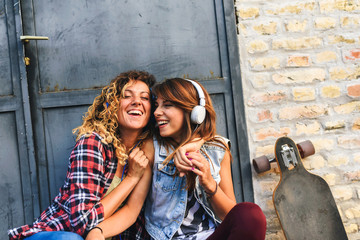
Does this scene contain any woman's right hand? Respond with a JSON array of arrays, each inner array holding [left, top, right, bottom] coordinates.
[[126, 147, 149, 180], [85, 228, 105, 240]]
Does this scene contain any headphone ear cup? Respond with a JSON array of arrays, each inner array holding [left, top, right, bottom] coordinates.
[[191, 105, 206, 124]]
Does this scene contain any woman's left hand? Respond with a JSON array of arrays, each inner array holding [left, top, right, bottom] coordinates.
[[174, 138, 205, 177], [186, 151, 217, 193]]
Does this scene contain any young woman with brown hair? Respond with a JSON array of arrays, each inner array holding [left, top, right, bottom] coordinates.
[[144, 78, 267, 240]]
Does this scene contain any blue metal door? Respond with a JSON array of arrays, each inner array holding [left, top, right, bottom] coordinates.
[[0, 0, 39, 236], [2, 0, 252, 237]]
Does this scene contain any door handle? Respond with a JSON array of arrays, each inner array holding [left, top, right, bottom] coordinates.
[[20, 36, 49, 65], [20, 35, 49, 42]]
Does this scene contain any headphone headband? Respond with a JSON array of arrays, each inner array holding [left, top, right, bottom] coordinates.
[[185, 79, 206, 106]]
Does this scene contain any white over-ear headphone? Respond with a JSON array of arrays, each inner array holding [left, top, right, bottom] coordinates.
[[185, 79, 206, 124]]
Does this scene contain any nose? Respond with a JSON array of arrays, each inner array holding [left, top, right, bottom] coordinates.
[[154, 106, 162, 117], [131, 96, 141, 106]]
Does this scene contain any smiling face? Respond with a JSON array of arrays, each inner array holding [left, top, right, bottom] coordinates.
[[117, 80, 151, 134], [154, 97, 185, 143]]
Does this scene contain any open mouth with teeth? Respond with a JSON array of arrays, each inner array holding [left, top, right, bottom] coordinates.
[[127, 110, 143, 116], [157, 120, 169, 127]]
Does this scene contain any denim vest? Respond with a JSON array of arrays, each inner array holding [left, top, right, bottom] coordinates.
[[144, 136, 230, 240]]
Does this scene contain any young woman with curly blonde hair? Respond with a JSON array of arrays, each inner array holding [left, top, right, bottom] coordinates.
[[9, 70, 156, 240]]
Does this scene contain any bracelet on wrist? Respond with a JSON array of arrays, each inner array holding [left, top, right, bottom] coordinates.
[[91, 226, 103, 234], [205, 182, 218, 199]]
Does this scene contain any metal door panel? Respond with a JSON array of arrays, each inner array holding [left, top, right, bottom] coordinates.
[[31, 0, 222, 92], [0, 113, 25, 236], [206, 79, 244, 200], [211, 94, 228, 138], [1, 3, 31, 239], [0, 3, 39, 239], [0, 97, 17, 111], [43, 106, 89, 197], [0, 2, 13, 96]]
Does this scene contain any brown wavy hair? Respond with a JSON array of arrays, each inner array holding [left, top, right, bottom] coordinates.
[[153, 78, 231, 189], [73, 70, 156, 165]]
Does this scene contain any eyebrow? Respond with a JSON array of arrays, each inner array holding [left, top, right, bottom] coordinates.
[[124, 89, 150, 94]]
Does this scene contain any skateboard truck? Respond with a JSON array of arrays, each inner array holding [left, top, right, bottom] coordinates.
[[252, 140, 315, 174], [280, 144, 298, 168]]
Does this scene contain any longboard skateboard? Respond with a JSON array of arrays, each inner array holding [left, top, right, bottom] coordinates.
[[253, 137, 348, 240]]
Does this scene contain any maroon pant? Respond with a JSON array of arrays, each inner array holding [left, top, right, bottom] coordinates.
[[207, 202, 267, 240]]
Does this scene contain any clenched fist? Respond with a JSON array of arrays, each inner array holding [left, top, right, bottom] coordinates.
[[126, 147, 149, 180]]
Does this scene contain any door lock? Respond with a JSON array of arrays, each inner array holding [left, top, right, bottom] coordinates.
[[24, 57, 31, 66]]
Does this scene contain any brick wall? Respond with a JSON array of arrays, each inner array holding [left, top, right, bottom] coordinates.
[[234, 1, 360, 239]]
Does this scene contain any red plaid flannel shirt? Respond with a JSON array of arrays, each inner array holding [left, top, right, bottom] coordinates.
[[8, 133, 117, 239]]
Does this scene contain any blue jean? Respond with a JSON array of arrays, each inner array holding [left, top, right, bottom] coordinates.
[[25, 231, 84, 240]]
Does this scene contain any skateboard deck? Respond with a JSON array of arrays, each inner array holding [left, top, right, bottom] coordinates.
[[273, 137, 348, 240]]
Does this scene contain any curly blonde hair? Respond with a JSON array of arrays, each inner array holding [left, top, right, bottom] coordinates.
[[73, 70, 156, 165]]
